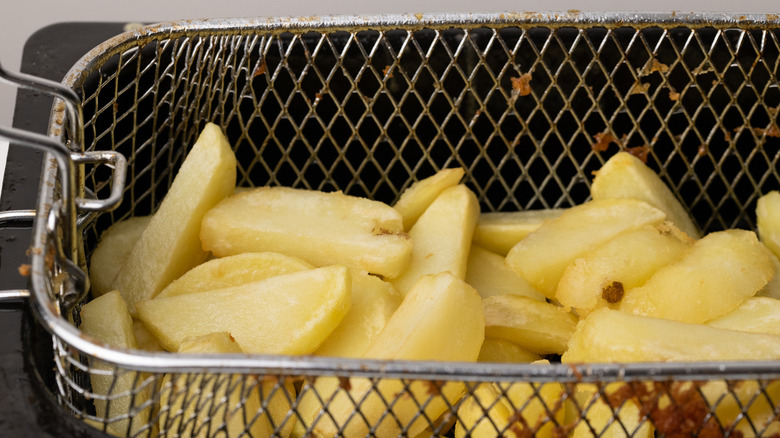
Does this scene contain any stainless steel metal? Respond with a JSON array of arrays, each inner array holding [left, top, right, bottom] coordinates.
[[28, 12, 780, 436]]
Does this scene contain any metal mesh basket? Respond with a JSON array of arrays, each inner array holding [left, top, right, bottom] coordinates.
[[22, 12, 780, 437]]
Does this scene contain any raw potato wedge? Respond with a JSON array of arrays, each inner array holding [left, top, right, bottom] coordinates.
[[137, 266, 351, 354], [562, 308, 780, 363], [570, 383, 653, 438], [391, 184, 480, 296], [133, 319, 164, 352], [477, 338, 541, 363], [495, 361, 565, 437], [707, 297, 780, 335], [466, 245, 545, 301], [158, 332, 296, 438], [483, 294, 578, 355], [200, 186, 412, 279], [112, 123, 237, 315], [157, 252, 312, 298], [89, 216, 151, 297], [506, 199, 666, 298], [312, 272, 484, 438], [455, 383, 517, 438], [79, 291, 151, 437], [556, 224, 690, 316], [619, 229, 773, 323], [758, 251, 780, 300], [700, 380, 780, 437], [473, 209, 565, 256], [591, 151, 700, 238], [393, 167, 465, 230], [314, 269, 401, 358], [757, 191, 780, 258]]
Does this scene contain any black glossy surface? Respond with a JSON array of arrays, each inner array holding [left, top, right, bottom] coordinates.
[[0, 22, 128, 438]]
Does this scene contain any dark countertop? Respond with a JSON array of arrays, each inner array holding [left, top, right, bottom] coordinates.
[[0, 22, 128, 438]]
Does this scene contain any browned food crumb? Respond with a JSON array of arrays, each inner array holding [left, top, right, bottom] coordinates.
[[591, 132, 619, 152], [629, 81, 650, 95], [625, 145, 650, 164], [18, 264, 31, 277], [423, 380, 444, 396], [668, 90, 680, 101], [228, 333, 236, 342], [511, 74, 533, 97], [253, 60, 267, 77], [382, 65, 393, 78], [601, 281, 625, 304], [338, 376, 351, 391], [650, 59, 669, 74], [754, 125, 780, 138]]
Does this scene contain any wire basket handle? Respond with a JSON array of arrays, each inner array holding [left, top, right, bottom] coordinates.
[[0, 63, 127, 306]]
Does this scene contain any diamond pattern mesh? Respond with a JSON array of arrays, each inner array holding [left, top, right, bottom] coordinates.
[[53, 17, 780, 437]]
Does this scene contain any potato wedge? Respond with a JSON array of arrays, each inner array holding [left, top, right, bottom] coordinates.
[[619, 229, 773, 323], [478, 338, 541, 364], [394, 167, 465, 230], [556, 224, 690, 316], [591, 151, 699, 238], [495, 362, 565, 437], [483, 294, 578, 355], [133, 319, 164, 352], [112, 123, 237, 315], [137, 266, 350, 354], [562, 308, 780, 363], [570, 383, 654, 438], [506, 199, 666, 298], [89, 216, 151, 297], [700, 380, 780, 437], [455, 383, 516, 438], [200, 186, 412, 278], [466, 245, 545, 301], [473, 209, 564, 256], [391, 184, 480, 296], [757, 191, 780, 258], [156, 252, 312, 298], [758, 251, 780, 300], [158, 332, 295, 438], [314, 270, 401, 358], [79, 291, 150, 436], [312, 272, 484, 437], [706, 297, 780, 335]]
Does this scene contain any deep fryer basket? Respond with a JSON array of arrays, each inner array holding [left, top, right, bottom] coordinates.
[[25, 12, 780, 436]]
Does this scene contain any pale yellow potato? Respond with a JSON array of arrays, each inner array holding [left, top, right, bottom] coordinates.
[[314, 269, 401, 358], [472, 209, 565, 256], [477, 338, 541, 363], [619, 229, 773, 323], [556, 224, 690, 316], [137, 266, 351, 354], [454, 383, 517, 438], [156, 252, 312, 298], [506, 199, 666, 298], [591, 151, 700, 238], [570, 383, 653, 438], [700, 380, 780, 437], [706, 297, 780, 335], [391, 184, 479, 296], [89, 216, 151, 298], [466, 245, 545, 301], [158, 332, 295, 438], [758, 251, 780, 300], [393, 167, 465, 230], [133, 319, 164, 352], [494, 361, 565, 437], [200, 186, 412, 279], [562, 308, 780, 363], [757, 191, 780, 259], [79, 291, 150, 437], [483, 294, 578, 355], [312, 272, 484, 437], [112, 123, 237, 315]]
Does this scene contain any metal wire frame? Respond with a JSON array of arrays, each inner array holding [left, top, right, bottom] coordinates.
[[26, 12, 780, 436]]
